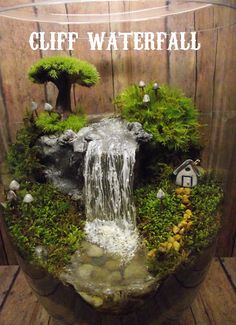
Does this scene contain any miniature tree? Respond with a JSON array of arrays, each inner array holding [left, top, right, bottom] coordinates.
[[28, 56, 100, 114]]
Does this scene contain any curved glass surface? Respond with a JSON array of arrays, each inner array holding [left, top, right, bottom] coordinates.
[[0, 1, 235, 25]]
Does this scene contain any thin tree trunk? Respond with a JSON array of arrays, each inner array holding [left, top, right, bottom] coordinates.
[[56, 81, 72, 113]]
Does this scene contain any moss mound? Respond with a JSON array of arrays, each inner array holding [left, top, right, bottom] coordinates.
[[115, 83, 200, 151]]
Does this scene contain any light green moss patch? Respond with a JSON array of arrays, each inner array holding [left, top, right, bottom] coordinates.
[[35, 112, 87, 134]]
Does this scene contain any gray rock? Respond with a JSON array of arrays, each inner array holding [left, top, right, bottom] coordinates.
[[127, 122, 153, 143], [37, 118, 151, 197], [58, 129, 76, 145], [73, 138, 88, 153]]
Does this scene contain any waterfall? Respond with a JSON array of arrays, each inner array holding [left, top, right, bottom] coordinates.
[[84, 123, 137, 225], [82, 118, 139, 259]]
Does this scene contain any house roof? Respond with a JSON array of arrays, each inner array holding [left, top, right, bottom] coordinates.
[[173, 159, 201, 176]]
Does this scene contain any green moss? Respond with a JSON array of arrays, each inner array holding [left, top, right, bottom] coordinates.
[[35, 112, 87, 134], [135, 175, 223, 276], [28, 56, 100, 87], [7, 122, 42, 181], [4, 183, 85, 275], [184, 181, 223, 253], [135, 182, 184, 250], [115, 83, 200, 151]]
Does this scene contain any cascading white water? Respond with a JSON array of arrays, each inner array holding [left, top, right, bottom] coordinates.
[[82, 118, 139, 260], [84, 121, 136, 225]]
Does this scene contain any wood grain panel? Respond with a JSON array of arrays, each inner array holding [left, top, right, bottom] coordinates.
[[35, 3, 71, 108], [191, 259, 236, 324], [194, 6, 216, 169], [167, 10, 196, 99], [0, 0, 44, 141], [66, 2, 114, 114], [109, 0, 168, 106], [0, 265, 19, 308]]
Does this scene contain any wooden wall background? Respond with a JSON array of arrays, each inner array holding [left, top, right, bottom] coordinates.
[[0, 1, 235, 264]]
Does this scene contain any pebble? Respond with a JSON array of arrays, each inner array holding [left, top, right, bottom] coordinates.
[[86, 244, 104, 258], [124, 263, 147, 281], [79, 291, 103, 308], [92, 267, 110, 282], [108, 271, 122, 284], [104, 259, 121, 271], [76, 264, 94, 280]]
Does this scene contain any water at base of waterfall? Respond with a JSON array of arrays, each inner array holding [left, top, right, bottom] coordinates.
[[85, 219, 139, 262]]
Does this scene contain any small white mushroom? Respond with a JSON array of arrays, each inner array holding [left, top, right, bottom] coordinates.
[[139, 80, 146, 88], [7, 190, 17, 202], [153, 83, 160, 90], [143, 94, 150, 104], [35, 245, 48, 259], [157, 188, 166, 200], [23, 194, 34, 203], [44, 103, 53, 113], [9, 180, 20, 191], [31, 101, 38, 111]]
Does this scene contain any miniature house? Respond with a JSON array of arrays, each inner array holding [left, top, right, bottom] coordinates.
[[173, 159, 200, 188]]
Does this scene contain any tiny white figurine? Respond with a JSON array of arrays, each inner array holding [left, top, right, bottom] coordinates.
[[9, 180, 20, 191], [35, 245, 48, 259], [44, 102, 53, 115], [23, 194, 34, 203], [31, 101, 38, 117], [157, 188, 165, 199], [143, 94, 150, 105], [139, 80, 145, 89], [173, 159, 200, 188], [153, 82, 160, 98]]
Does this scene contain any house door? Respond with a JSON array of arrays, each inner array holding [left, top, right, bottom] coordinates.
[[182, 176, 192, 187]]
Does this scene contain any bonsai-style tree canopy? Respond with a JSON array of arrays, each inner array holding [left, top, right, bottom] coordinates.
[[28, 56, 100, 113]]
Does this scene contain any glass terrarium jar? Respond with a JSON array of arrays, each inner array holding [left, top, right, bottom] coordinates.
[[0, 1, 235, 324]]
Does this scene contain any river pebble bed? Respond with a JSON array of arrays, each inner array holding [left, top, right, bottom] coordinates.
[[60, 240, 158, 312]]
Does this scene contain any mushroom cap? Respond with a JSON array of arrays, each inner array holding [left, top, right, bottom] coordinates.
[[7, 190, 17, 202], [139, 80, 145, 88], [9, 180, 20, 191], [23, 194, 34, 203], [143, 94, 150, 103], [157, 188, 165, 199], [44, 103, 53, 112], [153, 82, 160, 90], [35, 245, 48, 259], [31, 101, 38, 111]]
